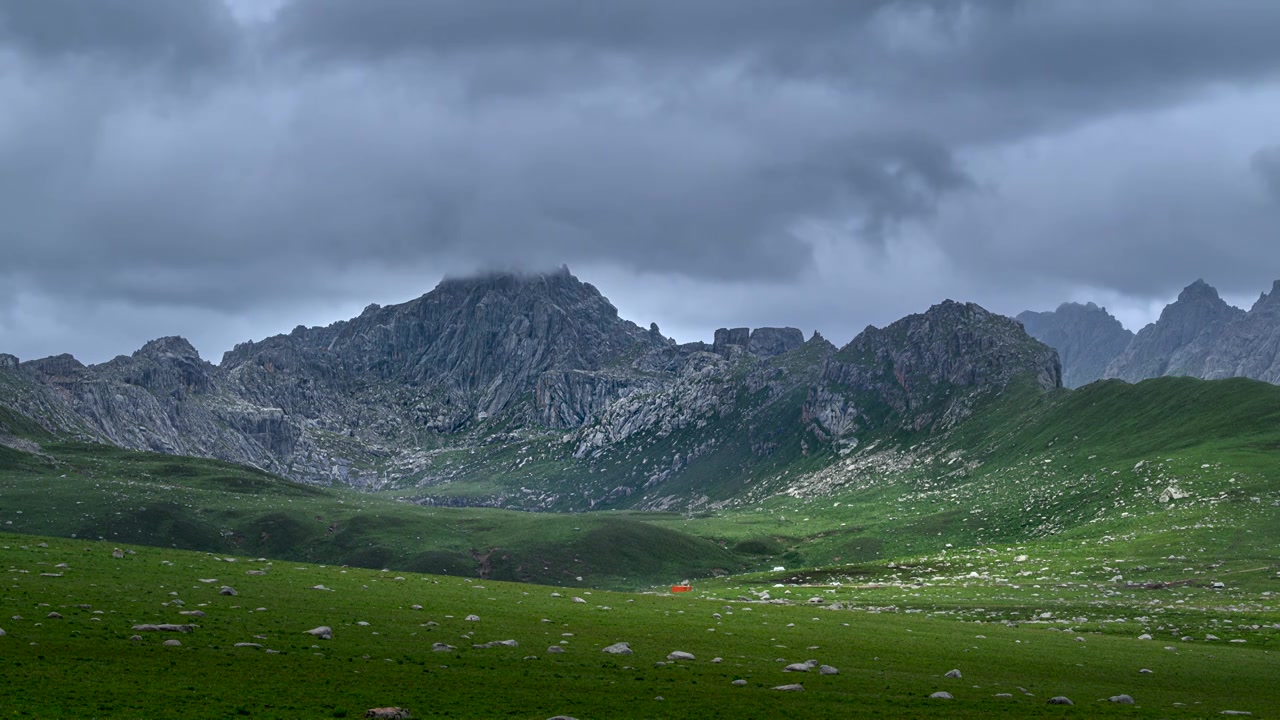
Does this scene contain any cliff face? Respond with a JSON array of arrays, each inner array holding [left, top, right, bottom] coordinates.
[[0, 270, 1062, 509], [1104, 280, 1246, 382], [1017, 303, 1134, 388], [1200, 281, 1280, 383]]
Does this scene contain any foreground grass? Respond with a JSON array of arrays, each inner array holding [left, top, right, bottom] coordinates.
[[3, 533, 1279, 719]]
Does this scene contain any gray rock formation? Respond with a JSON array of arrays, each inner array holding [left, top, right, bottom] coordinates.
[[1017, 303, 1134, 388], [1, 269, 1064, 512], [1201, 280, 1280, 382], [804, 301, 1061, 444], [1104, 280, 1245, 382]]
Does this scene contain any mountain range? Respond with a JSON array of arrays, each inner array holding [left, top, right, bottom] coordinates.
[[1018, 278, 1280, 388], [0, 267, 1061, 510]]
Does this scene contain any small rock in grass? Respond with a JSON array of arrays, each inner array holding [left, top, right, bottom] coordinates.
[[304, 626, 333, 640], [546, 716, 579, 720], [773, 684, 804, 692], [357, 621, 370, 626], [162, 639, 182, 647], [46, 612, 62, 619], [1219, 712, 1252, 716], [1139, 669, 1153, 674], [711, 656, 723, 663], [1138, 634, 1152, 640], [994, 693, 1013, 698], [929, 692, 953, 700], [431, 643, 455, 652], [219, 586, 237, 596], [546, 646, 565, 654], [944, 669, 962, 679], [465, 615, 480, 622], [179, 611, 205, 618], [572, 597, 586, 604], [363, 708, 412, 719], [245, 570, 266, 576], [1109, 695, 1135, 704], [128, 635, 142, 641], [410, 605, 423, 610], [1047, 696, 1073, 705], [0, 628, 5, 637], [112, 549, 125, 559], [783, 663, 810, 672], [667, 651, 694, 661], [731, 680, 748, 686], [1206, 634, 1220, 641], [601, 642, 632, 655], [819, 665, 839, 675], [234, 643, 262, 649]]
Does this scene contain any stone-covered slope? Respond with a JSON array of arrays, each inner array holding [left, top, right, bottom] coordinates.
[[1017, 303, 1134, 388]]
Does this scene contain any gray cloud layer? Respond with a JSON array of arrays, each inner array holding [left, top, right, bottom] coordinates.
[[1, 1, 1279, 362]]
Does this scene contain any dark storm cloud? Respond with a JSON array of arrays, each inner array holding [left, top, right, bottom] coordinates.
[[0, 0, 238, 69], [2, 0, 1280, 364]]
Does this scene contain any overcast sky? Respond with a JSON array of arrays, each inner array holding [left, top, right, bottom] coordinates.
[[2, 0, 1279, 365]]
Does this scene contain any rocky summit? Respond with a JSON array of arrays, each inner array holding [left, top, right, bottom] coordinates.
[[1104, 279, 1245, 382], [1017, 303, 1134, 388], [0, 269, 1060, 510]]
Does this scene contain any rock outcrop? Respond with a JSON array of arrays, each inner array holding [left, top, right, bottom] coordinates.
[[1017, 303, 1134, 388]]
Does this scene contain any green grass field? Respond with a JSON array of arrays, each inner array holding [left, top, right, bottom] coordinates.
[[3, 533, 1277, 719]]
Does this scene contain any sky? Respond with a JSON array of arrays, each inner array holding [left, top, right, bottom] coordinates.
[[2, 1, 1279, 365]]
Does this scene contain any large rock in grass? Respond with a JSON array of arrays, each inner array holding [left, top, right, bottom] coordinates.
[[364, 709, 412, 719], [929, 692, 953, 700], [1047, 696, 1074, 705], [304, 626, 332, 640], [772, 684, 804, 692], [601, 642, 632, 655], [667, 651, 694, 661], [1109, 695, 1135, 704]]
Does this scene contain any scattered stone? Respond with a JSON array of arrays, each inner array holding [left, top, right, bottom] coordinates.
[[1138, 634, 1152, 640], [772, 684, 804, 692], [40, 573, 62, 578], [128, 635, 142, 641], [310, 585, 331, 591], [178, 610, 206, 618], [219, 586, 238, 596], [1219, 712, 1252, 716], [572, 597, 587, 604], [46, 612, 62, 619], [112, 549, 125, 559], [357, 621, 371, 626], [667, 651, 695, 661], [601, 642, 632, 655], [731, 680, 748, 686], [783, 663, 810, 673], [162, 639, 182, 647], [994, 693, 1013, 698], [1206, 634, 1220, 641], [1047, 696, 1073, 705], [410, 605, 423, 610], [132, 624, 195, 633], [465, 615, 480, 622], [1109, 695, 1135, 704], [246, 570, 266, 576], [431, 643, 455, 652], [1139, 669, 1153, 674], [363, 708, 412, 719], [304, 626, 333, 640], [0, 628, 5, 637], [711, 657, 722, 664], [234, 643, 263, 649], [546, 646, 565, 654], [944, 669, 962, 679], [818, 665, 839, 675], [473, 640, 518, 649], [929, 692, 953, 700]]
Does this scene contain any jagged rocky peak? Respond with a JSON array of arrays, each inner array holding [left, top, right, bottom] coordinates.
[[20, 353, 87, 382], [1104, 279, 1244, 383], [135, 336, 203, 361], [712, 326, 805, 358], [0, 353, 17, 370], [111, 335, 214, 396], [842, 300, 1062, 392], [1016, 302, 1134, 388]]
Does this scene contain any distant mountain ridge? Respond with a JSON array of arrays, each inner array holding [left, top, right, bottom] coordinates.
[[1016, 302, 1134, 388], [1021, 278, 1280, 387], [1, 268, 1061, 510]]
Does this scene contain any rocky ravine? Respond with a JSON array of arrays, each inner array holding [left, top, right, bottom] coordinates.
[[0, 269, 1062, 509]]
